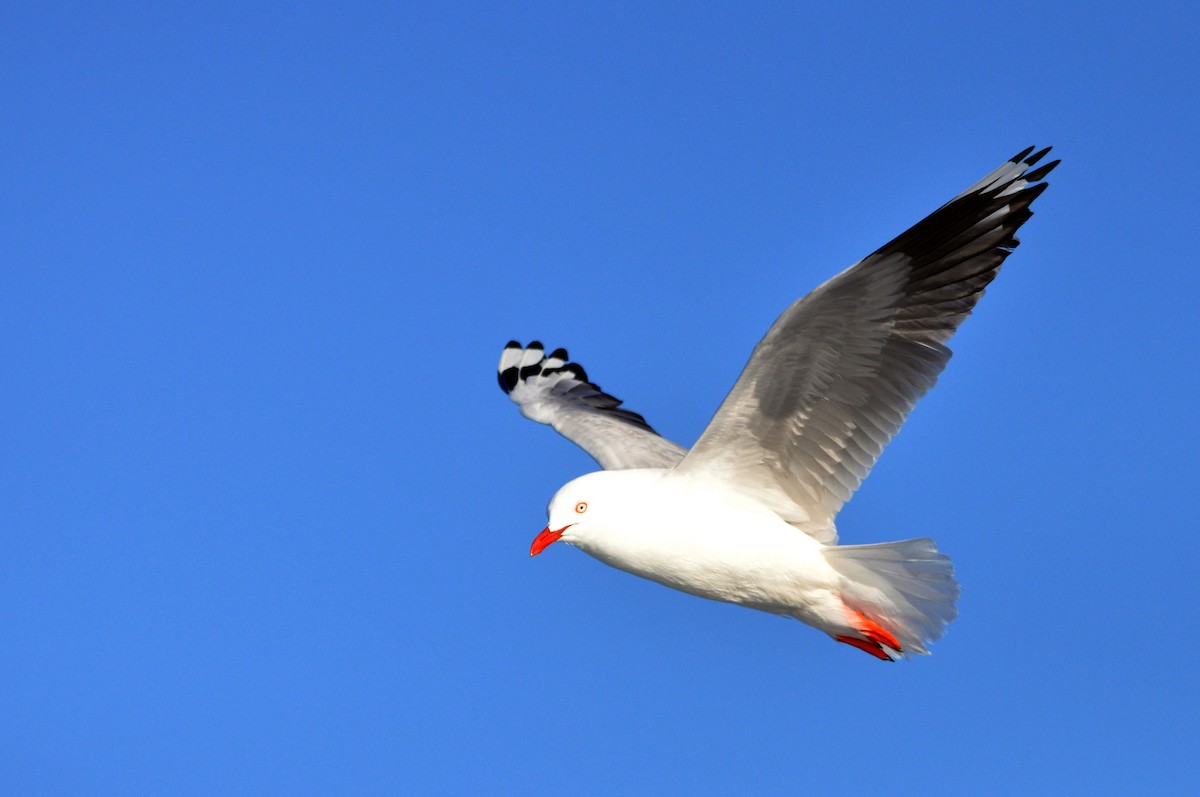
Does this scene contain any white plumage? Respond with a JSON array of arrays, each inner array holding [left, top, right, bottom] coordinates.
[[499, 147, 1057, 660]]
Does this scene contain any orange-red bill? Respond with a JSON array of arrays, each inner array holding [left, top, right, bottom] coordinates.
[[530, 525, 567, 557]]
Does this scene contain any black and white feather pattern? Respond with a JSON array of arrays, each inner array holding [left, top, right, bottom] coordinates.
[[498, 342, 687, 470], [674, 147, 1059, 543]]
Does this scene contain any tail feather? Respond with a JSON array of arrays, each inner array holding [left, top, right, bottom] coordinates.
[[824, 537, 959, 656]]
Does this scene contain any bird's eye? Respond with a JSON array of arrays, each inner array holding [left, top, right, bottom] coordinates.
[[575, 501, 588, 514]]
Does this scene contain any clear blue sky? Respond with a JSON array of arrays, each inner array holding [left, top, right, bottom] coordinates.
[[3, 3, 1198, 794]]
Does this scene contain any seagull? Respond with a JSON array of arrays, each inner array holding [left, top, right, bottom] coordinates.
[[499, 147, 1057, 661]]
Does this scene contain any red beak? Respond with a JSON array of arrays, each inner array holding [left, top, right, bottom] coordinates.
[[530, 525, 568, 556]]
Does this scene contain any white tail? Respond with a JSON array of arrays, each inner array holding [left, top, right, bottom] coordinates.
[[824, 537, 959, 657]]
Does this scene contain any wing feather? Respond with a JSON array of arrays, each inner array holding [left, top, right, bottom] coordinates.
[[673, 148, 1059, 542], [499, 342, 687, 470]]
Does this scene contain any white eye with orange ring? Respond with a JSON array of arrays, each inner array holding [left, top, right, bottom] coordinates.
[[575, 501, 588, 514]]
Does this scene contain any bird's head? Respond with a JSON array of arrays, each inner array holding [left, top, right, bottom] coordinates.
[[531, 473, 598, 556], [530, 471, 641, 556]]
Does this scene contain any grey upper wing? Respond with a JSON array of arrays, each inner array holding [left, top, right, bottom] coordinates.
[[498, 341, 687, 470], [673, 147, 1059, 542]]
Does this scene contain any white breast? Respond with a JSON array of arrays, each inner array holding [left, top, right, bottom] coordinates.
[[569, 472, 838, 612]]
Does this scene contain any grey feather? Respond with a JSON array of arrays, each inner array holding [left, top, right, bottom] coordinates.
[[674, 148, 1058, 543]]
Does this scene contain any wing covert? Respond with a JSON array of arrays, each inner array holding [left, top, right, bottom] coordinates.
[[499, 341, 687, 470]]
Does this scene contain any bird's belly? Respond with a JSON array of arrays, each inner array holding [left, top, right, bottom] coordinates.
[[576, 517, 835, 613]]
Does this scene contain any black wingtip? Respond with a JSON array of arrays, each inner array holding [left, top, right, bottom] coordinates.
[[504, 340, 521, 350], [1011, 145, 1036, 163], [563, 363, 589, 383], [1024, 158, 1060, 183], [549, 347, 568, 361], [498, 367, 519, 394], [1024, 146, 1052, 167]]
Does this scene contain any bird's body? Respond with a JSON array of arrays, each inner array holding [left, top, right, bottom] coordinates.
[[554, 470, 835, 614], [546, 468, 954, 658], [500, 147, 1058, 661]]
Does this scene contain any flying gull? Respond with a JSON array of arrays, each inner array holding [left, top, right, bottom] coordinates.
[[499, 147, 1057, 660]]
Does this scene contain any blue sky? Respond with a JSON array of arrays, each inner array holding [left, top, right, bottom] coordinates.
[[3, 2, 1198, 794]]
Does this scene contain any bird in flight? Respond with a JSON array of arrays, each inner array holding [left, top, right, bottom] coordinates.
[[499, 147, 1057, 661]]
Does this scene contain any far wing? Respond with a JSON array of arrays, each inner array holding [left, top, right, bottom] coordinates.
[[673, 147, 1059, 542], [499, 341, 687, 470]]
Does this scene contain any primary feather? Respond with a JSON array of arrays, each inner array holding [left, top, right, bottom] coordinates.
[[498, 341, 686, 470], [674, 146, 1057, 542]]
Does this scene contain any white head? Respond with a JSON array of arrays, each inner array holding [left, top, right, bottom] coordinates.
[[529, 470, 650, 556]]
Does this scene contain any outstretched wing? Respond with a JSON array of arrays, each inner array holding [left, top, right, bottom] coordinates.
[[673, 147, 1059, 543], [498, 341, 687, 470]]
